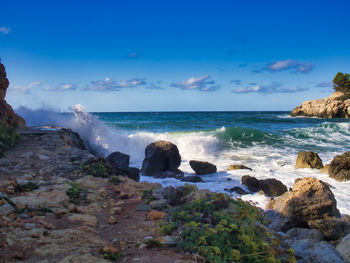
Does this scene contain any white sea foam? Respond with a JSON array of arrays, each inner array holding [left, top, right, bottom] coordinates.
[[18, 105, 350, 215]]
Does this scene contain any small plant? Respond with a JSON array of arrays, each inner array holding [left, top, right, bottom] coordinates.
[[79, 158, 113, 178], [142, 188, 156, 204], [110, 175, 122, 185], [159, 222, 177, 235], [66, 182, 86, 204], [0, 123, 20, 157], [145, 238, 163, 248], [15, 182, 39, 192], [163, 184, 197, 206], [101, 252, 122, 261]]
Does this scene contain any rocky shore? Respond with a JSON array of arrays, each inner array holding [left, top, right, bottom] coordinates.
[[290, 92, 350, 118]]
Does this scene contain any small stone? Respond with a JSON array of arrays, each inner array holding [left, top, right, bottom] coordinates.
[[23, 174, 33, 180], [68, 204, 77, 213], [24, 223, 36, 229], [146, 210, 166, 220], [0, 203, 15, 216], [21, 151, 34, 158], [15, 203, 26, 210], [143, 236, 154, 241], [101, 245, 120, 255], [157, 236, 176, 246], [38, 154, 50, 161], [19, 213, 30, 219], [108, 216, 117, 224]]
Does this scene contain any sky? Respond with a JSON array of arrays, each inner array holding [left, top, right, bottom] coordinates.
[[1, 0, 350, 112]]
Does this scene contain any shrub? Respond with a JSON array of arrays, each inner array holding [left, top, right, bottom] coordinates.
[[0, 123, 20, 156], [79, 158, 113, 178], [66, 182, 87, 204], [141, 188, 156, 204], [168, 193, 296, 263], [15, 182, 39, 192]]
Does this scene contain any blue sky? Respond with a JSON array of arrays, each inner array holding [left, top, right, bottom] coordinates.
[[1, 0, 350, 112]]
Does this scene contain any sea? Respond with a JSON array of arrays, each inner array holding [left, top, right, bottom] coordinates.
[[18, 105, 350, 215]]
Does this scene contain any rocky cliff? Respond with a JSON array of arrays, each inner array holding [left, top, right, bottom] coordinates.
[[290, 92, 350, 118], [0, 61, 26, 128]]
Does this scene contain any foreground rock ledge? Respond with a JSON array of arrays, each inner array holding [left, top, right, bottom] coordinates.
[[290, 91, 350, 118]]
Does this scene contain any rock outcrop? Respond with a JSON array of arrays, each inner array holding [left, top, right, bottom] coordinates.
[[241, 175, 287, 197], [296, 151, 323, 169], [329, 151, 350, 181], [141, 141, 181, 177], [189, 160, 217, 175], [290, 91, 350, 118], [266, 177, 348, 240], [0, 61, 26, 128]]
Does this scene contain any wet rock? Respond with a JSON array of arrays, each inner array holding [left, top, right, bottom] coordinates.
[[224, 186, 249, 195], [181, 175, 204, 183], [266, 177, 341, 238], [296, 151, 323, 169], [59, 128, 86, 150], [141, 140, 181, 177], [153, 169, 184, 179], [106, 151, 130, 170], [228, 164, 252, 171], [241, 175, 260, 192], [321, 164, 330, 174], [337, 233, 350, 263], [329, 151, 350, 181], [189, 160, 217, 175], [259, 178, 288, 197]]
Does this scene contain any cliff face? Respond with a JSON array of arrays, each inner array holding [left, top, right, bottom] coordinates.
[[0, 61, 26, 128], [290, 92, 350, 118]]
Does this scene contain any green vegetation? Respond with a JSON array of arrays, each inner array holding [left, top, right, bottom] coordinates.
[[109, 175, 122, 185], [145, 238, 163, 248], [15, 182, 38, 192], [79, 158, 113, 177], [15, 207, 53, 216], [167, 193, 296, 263], [0, 123, 20, 157], [101, 252, 122, 261], [159, 221, 177, 235], [141, 188, 156, 204], [66, 182, 87, 204], [333, 72, 350, 100]]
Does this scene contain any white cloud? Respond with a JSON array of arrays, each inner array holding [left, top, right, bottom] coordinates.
[[232, 82, 308, 94], [44, 83, 77, 92], [11, 81, 41, 94], [265, 59, 315, 73], [87, 77, 146, 91], [0, 27, 11, 34], [171, 75, 221, 92]]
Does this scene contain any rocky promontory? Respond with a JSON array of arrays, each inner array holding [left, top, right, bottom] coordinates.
[[290, 92, 350, 118]]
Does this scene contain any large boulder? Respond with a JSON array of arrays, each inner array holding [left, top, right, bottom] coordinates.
[[290, 91, 350, 118], [266, 177, 342, 239], [106, 151, 130, 170], [241, 175, 260, 192], [141, 141, 181, 177], [329, 151, 350, 181], [296, 151, 323, 169], [0, 61, 26, 128], [259, 178, 288, 197], [189, 160, 217, 175]]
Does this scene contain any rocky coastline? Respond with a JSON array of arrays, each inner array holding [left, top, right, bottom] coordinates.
[[290, 92, 350, 118], [1, 61, 350, 262]]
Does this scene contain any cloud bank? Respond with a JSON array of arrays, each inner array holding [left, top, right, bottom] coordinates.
[[232, 82, 308, 94], [171, 75, 221, 92], [0, 27, 11, 34], [264, 59, 315, 74], [87, 78, 146, 91]]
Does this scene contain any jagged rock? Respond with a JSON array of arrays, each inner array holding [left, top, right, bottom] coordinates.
[[321, 164, 330, 174], [329, 151, 350, 181], [308, 215, 350, 240], [0, 61, 26, 128], [59, 128, 86, 150], [181, 175, 204, 183], [106, 151, 130, 170], [290, 91, 350, 118], [228, 164, 252, 171], [189, 160, 217, 175], [337, 233, 350, 263], [259, 178, 288, 197], [296, 151, 323, 169], [266, 177, 342, 239], [141, 141, 181, 177], [285, 227, 324, 241], [241, 175, 260, 192]]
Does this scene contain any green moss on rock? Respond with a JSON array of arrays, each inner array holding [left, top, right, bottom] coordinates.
[[0, 123, 20, 157]]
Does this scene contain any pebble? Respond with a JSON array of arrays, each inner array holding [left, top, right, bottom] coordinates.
[[38, 154, 50, 161], [24, 223, 36, 229], [23, 174, 33, 180], [21, 151, 34, 158], [108, 216, 117, 224], [19, 213, 30, 219]]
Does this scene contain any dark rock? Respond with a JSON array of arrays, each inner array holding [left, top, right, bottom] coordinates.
[[126, 167, 140, 182], [162, 185, 196, 206], [153, 169, 184, 179], [181, 175, 204, 183], [224, 186, 249, 195], [0, 61, 26, 128], [308, 216, 350, 241], [106, 151, 130, 170], [241, 175, 260, 192], [259, 178, 288, 197], [228, 164, 252, 171], [141, 141, 181, 177], [296, 151, 323, 169], [329, 151, 350, 181], [266, 177, 341, 239], [59, 128, 86, 150], [189, 160, 217, 175]]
